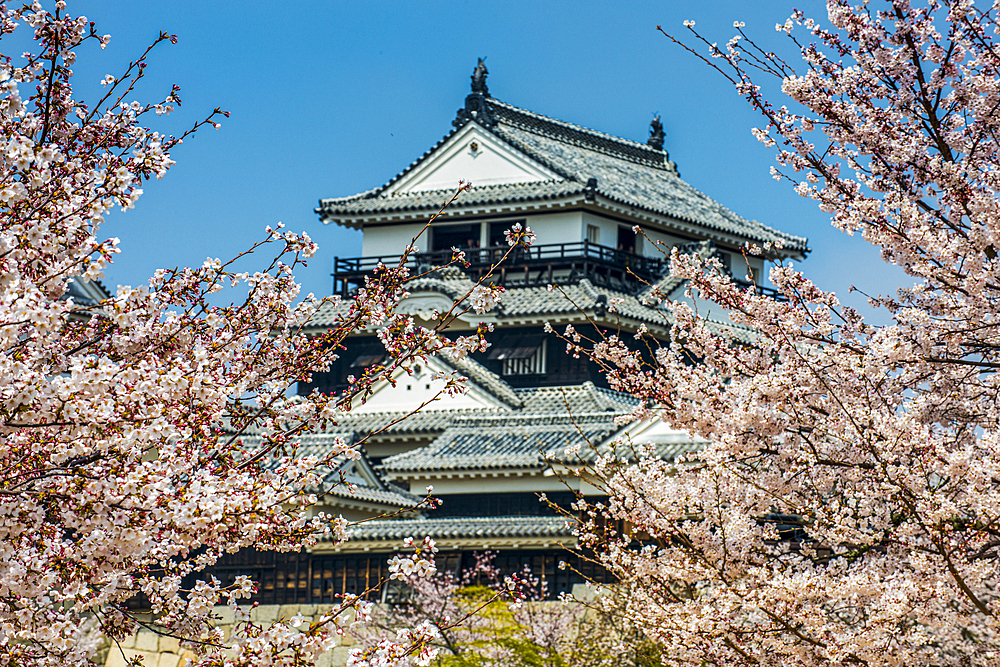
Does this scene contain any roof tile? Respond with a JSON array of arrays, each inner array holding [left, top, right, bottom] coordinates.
[[318, 97, 808, 252], [382, 411, 626, 473], [345, 515, 573, 542], [320, 181, 583, 216]]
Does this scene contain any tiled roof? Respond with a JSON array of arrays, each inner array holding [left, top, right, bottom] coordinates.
[[307, 275, 670, 328], [641, 272, 686, 303], [302, 303, 348, 329], [488, 100, 806, 250], [702, 318, 760, 345], [327, 478, 421, 508], [504, 278, 759, 340], [380, 382, 636, 474], [346, 515, 573, 542], [398, 267, 671, 326], [329, 408, 505, 437], [436, 352, 524, 409], [239, 434, 421, 509], [381, 412, 623, 473], [657, 438, 710, 462], [594, 428, 711, 464], [489, 100, 671, 171], [319, 181, 584, 216], [500, 279, 667, 324], [317, 97, 808, 252], [403, 266, 477, 296], [513, 382, 637, 415], [373, 379, 723, 474]]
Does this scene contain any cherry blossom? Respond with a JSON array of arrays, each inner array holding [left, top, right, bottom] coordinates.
[[504, 223, 536, 248], [350, 552, 644, 667], [0, 4, 523, 666], [562, 2, 1000, 665], [469, 284, 503, 314]]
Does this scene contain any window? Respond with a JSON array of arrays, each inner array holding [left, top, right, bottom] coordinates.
[[430, 223, 481, 252], [586, 224, 600, 244], [180, 550, 390, 606], [381, 579, 413, 605], [617, 225, 636, 253], [179, 548, 612, 608], [488, 335, 546, 375]]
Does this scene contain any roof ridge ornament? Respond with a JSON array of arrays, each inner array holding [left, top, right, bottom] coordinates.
[[471, 57, 489, 97], [647, 115, 665, 150], [454, 58, 497, 129]]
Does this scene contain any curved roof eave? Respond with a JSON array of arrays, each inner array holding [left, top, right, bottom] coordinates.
[[317, 189, 808, 257]]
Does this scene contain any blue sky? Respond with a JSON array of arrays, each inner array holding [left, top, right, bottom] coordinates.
[[65, 0, 907, 322]]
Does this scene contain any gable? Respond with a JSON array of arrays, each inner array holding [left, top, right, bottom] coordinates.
[[339, 457, 381, 488], [611, 417, 711, 461], [395, 289, 498, 326], [350, 353, 509, 413], [386, 123, 558, 195]]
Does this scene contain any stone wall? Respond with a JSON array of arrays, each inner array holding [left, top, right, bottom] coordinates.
[[99, 586, 596, 667], [99, 605, 354, 667]]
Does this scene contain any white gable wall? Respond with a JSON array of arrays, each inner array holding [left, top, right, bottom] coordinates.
[[387, 124, 557, 194], [351, 356, 506, 413], [618, 417, 709, 448]]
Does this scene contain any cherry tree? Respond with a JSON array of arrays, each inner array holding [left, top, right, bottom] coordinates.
[[568, 1, 1000, 665], [0, 3, 519, 666], [351, 551, 651, 667]]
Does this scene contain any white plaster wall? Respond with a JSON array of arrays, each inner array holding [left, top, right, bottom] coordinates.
[[744, 255, 766, 284], [580, 211, 619, 250], [526, 211, 583, 247], [388, 125, 555, 194], [351, 365, 496, 413], [360, 223, 429, 256], [639, 227, 683, 259]]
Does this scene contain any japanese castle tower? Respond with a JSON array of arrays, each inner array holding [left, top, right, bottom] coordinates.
[[207, 61, 808, 605]]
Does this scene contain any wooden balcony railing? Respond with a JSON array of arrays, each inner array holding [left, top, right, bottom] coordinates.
[[333, 241, 787, 302], [333, 241, 666, 295]]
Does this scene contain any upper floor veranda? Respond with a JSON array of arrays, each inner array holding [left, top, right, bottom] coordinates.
[[331, 209, 774, 298]]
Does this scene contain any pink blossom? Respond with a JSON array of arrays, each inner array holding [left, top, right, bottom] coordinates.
[[0, 6, 510, 666], [569, 4, 1000, 666]]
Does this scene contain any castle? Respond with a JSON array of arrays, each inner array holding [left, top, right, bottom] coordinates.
[[204, 59, 808, 606]]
